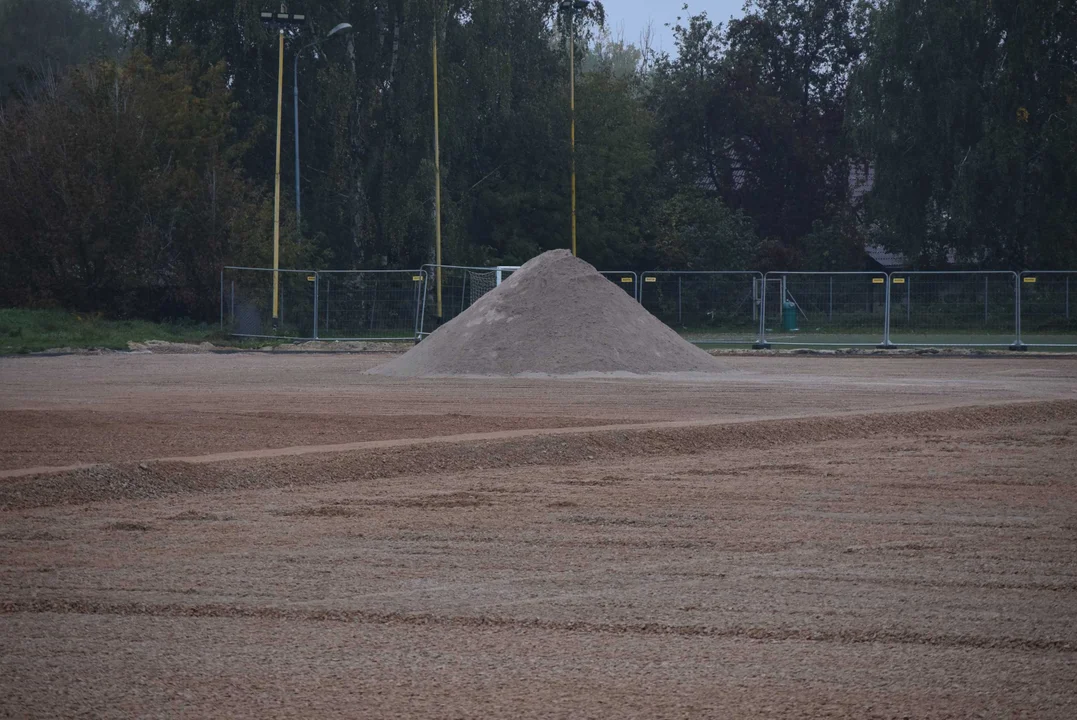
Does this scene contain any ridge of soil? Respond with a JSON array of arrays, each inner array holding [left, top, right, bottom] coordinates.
[[2, 399, 1072, 510]]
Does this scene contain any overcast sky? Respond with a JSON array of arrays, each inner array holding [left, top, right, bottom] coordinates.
[[603, 1, 746, 56]]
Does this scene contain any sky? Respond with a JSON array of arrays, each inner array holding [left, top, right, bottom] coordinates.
[[603, 1, 746, 56]]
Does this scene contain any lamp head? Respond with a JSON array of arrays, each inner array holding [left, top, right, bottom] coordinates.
[[327, 22, 353, 38]]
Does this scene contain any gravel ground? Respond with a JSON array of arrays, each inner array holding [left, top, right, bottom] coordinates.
[[1, 352, 1074, 471], [1, 353, 1076, 718]]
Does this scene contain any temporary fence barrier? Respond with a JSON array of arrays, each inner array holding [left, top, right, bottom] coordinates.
[[220, 266, 318, 340], [760, 272, 889, 346], [600, 271, 640, 301], [222, 264, 1076, 348], [418, 264, 502, 334], [419, 264, 641, 336], [317, 270, 427, 341], [639, 271, 764, 345], [886, 271, 1019, 347], [487, 268, 639, 301], [1018, 271, 1077, 347]]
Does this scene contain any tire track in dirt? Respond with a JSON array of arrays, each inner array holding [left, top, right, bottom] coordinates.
[[2, 598, 1072, 653], [1, 399, 1074, 511]]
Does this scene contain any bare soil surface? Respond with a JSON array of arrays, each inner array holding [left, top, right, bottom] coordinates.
[[1, 353, 1076, 717], [2, 352, 1074, 471]]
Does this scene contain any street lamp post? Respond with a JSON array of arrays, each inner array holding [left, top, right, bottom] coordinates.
[[433, 21, 443, 320], [294, 22, 352, 235], [559, 0, 589, 258]]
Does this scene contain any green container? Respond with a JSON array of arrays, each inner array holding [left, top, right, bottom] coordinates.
[[782, 300, 799, 332]]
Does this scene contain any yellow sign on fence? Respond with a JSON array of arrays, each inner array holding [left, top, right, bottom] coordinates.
[[872, 277, 885, 284], [621, 277, 633, 283], [892, 277, 906, 284], [644, 277, 657, 283], [1024, 277, 1037, 283], [306, 276, 315, 282], [412, 276, 423, 282]]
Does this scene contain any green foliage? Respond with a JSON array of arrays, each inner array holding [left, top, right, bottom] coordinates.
[[575, 63, 658, 269], [651, 1, 868, 256], [0, 308, 220, 353], [801, 213, 868, 271], [0, 49, 301, 318], [651, 189, 759, 270], [849, 0, 1077, 268], [0, 0, 132, 100]]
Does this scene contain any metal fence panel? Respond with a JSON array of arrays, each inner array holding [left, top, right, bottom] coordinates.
[[318, 270, 426, 341], [887, 271, 1018, 347], [762, 272, 888, 346], [600, 271, 639, 301], [419, 264, 498, 334], [419, 265, 640, 335], [493, 267, 636, 300], [640, 272, 764, 344], [1019, 271, 1077, 347], [221, 266, 317, 339]]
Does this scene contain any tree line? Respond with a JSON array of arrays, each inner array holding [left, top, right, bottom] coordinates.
[[1, 0, 1075, 320]]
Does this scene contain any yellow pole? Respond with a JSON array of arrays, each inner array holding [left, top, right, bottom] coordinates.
[[569, 21, 577, 257], [272, 29, 284, 326], [433, 28, 443, 318]]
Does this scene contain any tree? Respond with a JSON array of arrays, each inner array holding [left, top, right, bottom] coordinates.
[[850, 0, 1077, 268], [0, 0, 132, 100], [651, 1, 869, 264], [0, 50, 293, 317]]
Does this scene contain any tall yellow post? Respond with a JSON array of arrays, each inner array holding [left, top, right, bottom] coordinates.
[[272, 29, 284, 326], [569, 22, 577, 257], [433, 28, 443, 318]]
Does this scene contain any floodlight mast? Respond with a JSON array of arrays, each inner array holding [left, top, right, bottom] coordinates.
[[558, 0, 590, 257], [261, 6, 307, 329]]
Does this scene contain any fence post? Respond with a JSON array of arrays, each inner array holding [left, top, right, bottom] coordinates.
[[1011, 273, 1025, 350], [324, 277, 330, 333], [754, 273, 771, 349], [881, 274, 893, 348], [415, 272, 427, 340], [828, 276, 833, 322], [752, 277, 759, 322], [757, 276, 767, 348], [984, 275, 989, 326], [677, 276, 683, 326], [907, 276, 911, 323], [312, 273, 319, 340], [219, 270, 224, 330], [1068, 276, 1071, 321], [230, 281, 235, 329]]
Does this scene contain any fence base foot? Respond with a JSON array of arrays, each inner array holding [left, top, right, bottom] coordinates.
[[752, 341, 771, 350], [877, 342, 896, 350], [1009, 343, 1028, 352]]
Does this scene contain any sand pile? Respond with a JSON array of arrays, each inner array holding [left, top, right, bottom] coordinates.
[[370, 250, 722, 377]]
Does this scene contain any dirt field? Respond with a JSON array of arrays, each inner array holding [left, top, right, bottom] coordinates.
[[2, 353, 1076, 718]]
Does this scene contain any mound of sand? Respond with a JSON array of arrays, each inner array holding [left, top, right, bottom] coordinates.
[[370, 250, 722, 377]]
